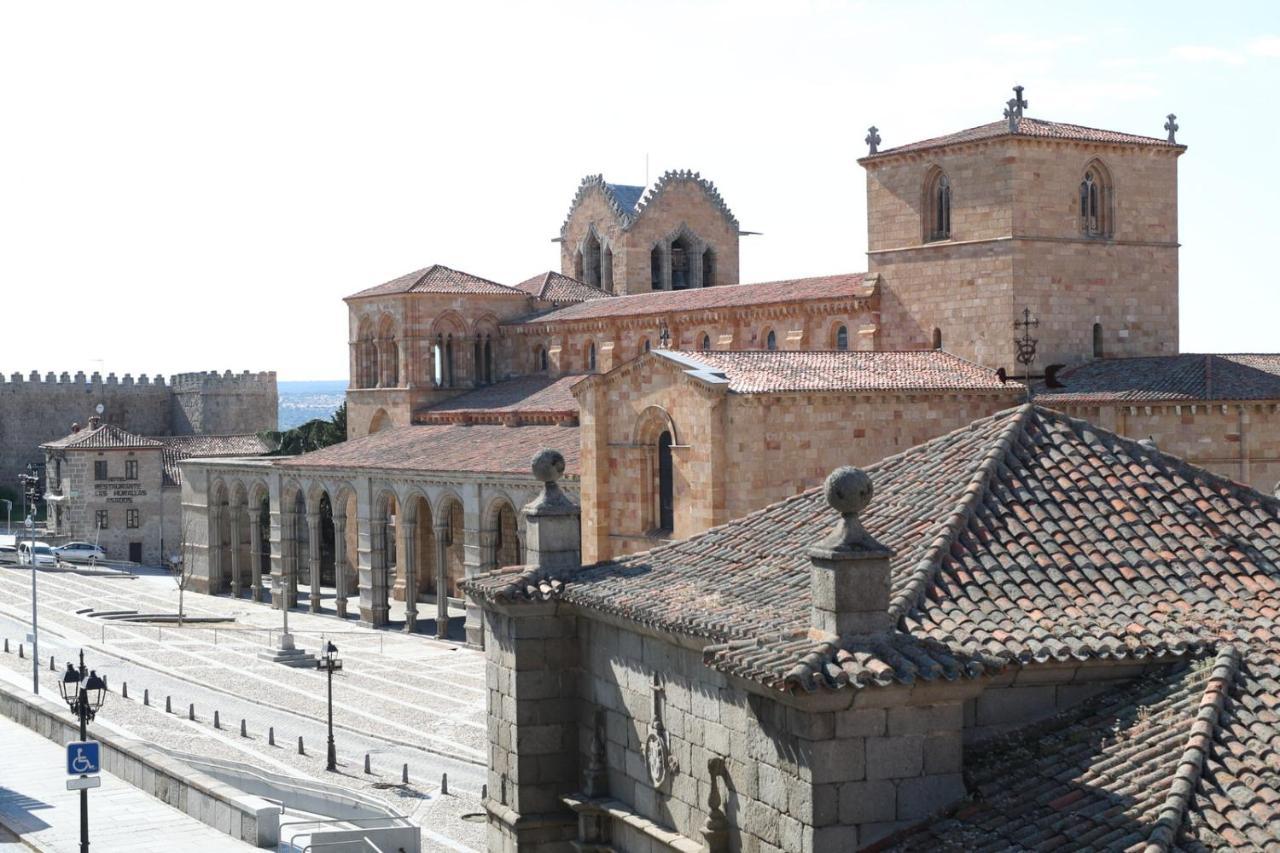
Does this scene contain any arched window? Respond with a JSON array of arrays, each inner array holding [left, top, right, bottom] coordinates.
[[539, 346, 548, 372], [925, 169, 951, 241], [484, 336, 494, 383], [587, 342, 597, 372], [835, 325, 849, 351], [702, 249, 715, 287], [657, 431, 674, 533], [583, 231, 602, 288], [602, 246, 614, 293], [445, 335, 455, 387], [574, 249, 585, 282], [932, 328, 943, 350], [650, 246, 663, 290], [700, 334, 711, 352], [1080, 162, 1112, 237], [1092, 323, 1103, 358], [670, 236, 691, 290], [432, 337, 444, 387], [642, 338, 651, 354], [766, 330, 777, 351]]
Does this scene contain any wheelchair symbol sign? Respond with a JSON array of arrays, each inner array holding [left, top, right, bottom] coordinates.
[[66, 741, 100, 776]]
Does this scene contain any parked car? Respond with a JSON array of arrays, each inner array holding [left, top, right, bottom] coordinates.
[[18, 541, 58, 567], [0, 543, 16, 564], [53, 542, 106, 564]]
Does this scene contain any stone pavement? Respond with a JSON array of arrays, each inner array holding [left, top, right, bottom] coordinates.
[[0, 718, 255, 852]]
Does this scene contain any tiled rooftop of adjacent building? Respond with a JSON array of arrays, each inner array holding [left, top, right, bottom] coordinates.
[[160, 434, 276, 486], [513, 271, 611, 305], [42, 422, 164, 450], [513, 273, 875, 325], [416, 375, 583, 423], [864, 116, 1180, 160], [659, 350, 1018, 394], [1036, 354, 1280, 403], [348, 263, 521, 299], [276, 422, 581, 476]]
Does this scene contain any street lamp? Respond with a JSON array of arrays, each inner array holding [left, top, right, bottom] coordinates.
[[317, 640, 341, 771], [60, 650, 106, 853]]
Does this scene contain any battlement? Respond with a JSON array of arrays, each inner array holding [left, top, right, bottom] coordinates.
[[2, 371, 168, 387], [170, 370, 277, 391]]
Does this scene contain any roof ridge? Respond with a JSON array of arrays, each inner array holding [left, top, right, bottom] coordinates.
[[887, 403, 1035, 621], [1141, 645, 1239, 852]]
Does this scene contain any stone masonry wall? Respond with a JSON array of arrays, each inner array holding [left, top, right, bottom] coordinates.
[[47, 444, 167, 565]]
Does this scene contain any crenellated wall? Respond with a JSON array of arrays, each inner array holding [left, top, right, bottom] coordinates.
[[0, 369, 277, 493]]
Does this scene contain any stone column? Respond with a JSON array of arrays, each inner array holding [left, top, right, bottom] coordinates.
[[360, 517, 390, 627], [274, 506, 294, 610], [333, 514, 348, 618], [228, 508, 243, 599], [307, 509, 322, 613], [208, 505, 224, 594], [402, 519, 417, 633], [435, 518, 450, 640], [249, 510, 264, 602]]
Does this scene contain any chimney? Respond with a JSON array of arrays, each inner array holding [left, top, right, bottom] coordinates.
[[807, 466, 894, 636], [522, 449, 580, 572], [87, 415, 101, 430]]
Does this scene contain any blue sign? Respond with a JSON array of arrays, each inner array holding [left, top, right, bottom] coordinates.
[[66, 741, 100, 776]]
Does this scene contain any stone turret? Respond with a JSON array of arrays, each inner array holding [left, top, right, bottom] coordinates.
[[807, 466, 894, 636]]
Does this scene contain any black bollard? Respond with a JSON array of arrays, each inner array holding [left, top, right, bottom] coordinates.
[[298, 736, 305, 755], [18, 644, 23, 659], [144, 689, 149, 706], [165, 696, 172, 713], [49, 655, 54, 671], [214, 710, 221, 730], [122, 682, 128, 699], [188, 703, 195, 721], [268, 727, 275, 746], [441, 772, 448, 795], [364, 753, 371, 774], [240, 719, 247, 738], [402, 763, 408, 785]]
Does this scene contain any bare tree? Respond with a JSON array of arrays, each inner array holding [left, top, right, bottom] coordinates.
[[169, 521, 199, 628]]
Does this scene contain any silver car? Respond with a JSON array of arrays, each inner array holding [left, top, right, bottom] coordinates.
[[53, 542, 106, 563]]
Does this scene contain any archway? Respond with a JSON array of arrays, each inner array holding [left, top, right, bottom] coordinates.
[[368, 408, 391, 434], [209, 481, 231, 594], [228, 482, 251, 598], [483, 497, 523, 572], [394, 493, 436, 632], [632, 406, 680, 536], [251, 485, 271, 602], [361, 490, 398, 627]]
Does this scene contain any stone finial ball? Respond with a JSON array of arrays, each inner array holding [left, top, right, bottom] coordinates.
[[531, 449, 566, 483], [823, 466, 873, 517]]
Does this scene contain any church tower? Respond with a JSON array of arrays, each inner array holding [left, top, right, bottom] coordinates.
[[861, 88, 1185, 371], [558, 171, 742, 295]]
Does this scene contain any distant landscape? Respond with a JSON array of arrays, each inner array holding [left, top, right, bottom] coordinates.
[[277, 380, 345, 430]]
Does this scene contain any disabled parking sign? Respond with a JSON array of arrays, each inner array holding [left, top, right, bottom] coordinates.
[[66, 741, 100, 776]]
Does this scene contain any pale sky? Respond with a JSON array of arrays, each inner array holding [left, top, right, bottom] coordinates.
[[2, 1, 1276, 381]]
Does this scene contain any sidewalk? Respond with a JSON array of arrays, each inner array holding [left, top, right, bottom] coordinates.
[[0, 719, 254, 852]]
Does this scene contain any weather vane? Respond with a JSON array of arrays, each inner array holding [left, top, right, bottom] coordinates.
[[1013, 307, 1039, 400]]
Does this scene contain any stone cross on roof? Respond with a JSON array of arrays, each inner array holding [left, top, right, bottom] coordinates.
[[1165, 113, 1179, 143], [865, 125, 881, 154], [1003, 84, 1028, 133]]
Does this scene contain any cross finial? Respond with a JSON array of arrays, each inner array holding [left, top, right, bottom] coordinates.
[[1012, 84, 1028, 116], [865, 125, 881, 154], [1165, 113, 1179, 143]]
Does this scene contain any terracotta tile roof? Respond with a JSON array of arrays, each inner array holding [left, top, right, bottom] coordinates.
[[415, 375, 583, 424], [347, 264, 522, 299], [511, 273, 875, 326], [659, 350, 1017, 394], [467, 405, 1280, 695], [864, 116, 1180, 161], [160, 434, 275, 486], [42, 423, 163, 450], [888, 648, 1242, 851], [1036, 354, 1280, 404], [514, 272, 612, 305], [275, 422, 580, 477]]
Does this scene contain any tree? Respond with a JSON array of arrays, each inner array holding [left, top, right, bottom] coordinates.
[[169, 521, 198, 628], [261, 402, 347, 457]]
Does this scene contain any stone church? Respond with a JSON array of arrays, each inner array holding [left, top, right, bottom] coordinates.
[[177, 88, 1280, 849]]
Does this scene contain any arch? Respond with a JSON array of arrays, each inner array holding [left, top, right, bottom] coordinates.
[[602, 245, 614, 293], [582, 229, 602, 288], [932, 328, 943, 350], [376, 314, 399, 387], [1080, 158, 1114, 238], [329, 483, 359, 611], [923, 166, 951, 242], [700, 333, 712, 352], [482, 494, 523, 571], [355, 316, 378, 389], [765, 329, 778, 351], [435, 493, 467, 599], [834, 324, 849, 351], [642, 338, 651, 355], [533, 343, 548, 373], [1093, 322, 1104, 358], [401, 492, 436, 605], [670, 234, 692, 290], [657, 431, 674, 533], [633, 405, 680, 448], [368, 408, 391, 434], [586, 340, 597, 372], [208, 480, 231, 594], [366, 488, 400, 626], [701, 248, 716, 287], [650, 244, 663, 290]]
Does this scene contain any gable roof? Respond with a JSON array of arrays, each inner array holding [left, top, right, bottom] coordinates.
[[511, 273, 875, 327], [514, 271, 612, 305], [654, 350, 1017, 394], [1036, 354, 1280, 404], [42, 422, 163, 450], [415, 375, 583, 424], [160, 434, 275, 486], [862, 116, 1182, 162], [467, 405, 1280, 695], [274, 422, 580, 477], [559, 171, 739, 236], [347, 264, 523, 300]]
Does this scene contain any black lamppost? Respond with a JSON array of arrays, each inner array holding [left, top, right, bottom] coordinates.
[[60, 651, 106, 853], [318, 640, 341, 771]]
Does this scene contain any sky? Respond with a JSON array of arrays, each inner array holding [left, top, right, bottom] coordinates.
[[2, 1, 1277, 381]]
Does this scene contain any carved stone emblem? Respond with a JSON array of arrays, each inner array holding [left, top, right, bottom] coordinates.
[[644, 672, 679, 787]]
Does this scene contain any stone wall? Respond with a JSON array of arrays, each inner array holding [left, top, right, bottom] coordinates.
[[169, 371, 278, 437], [45, 443, 168, 565]]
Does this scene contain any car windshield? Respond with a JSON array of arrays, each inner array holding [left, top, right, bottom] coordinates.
[[34, 546, 53, 555]]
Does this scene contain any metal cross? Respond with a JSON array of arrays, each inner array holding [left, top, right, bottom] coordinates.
[[1164, 113, 1179, 143], [658, 321, 671, 349], [865, 126, 881, 154], [1004, 102, 1019, 133], [1013, 308, 1039, 368], [1011, 85, 1028, 117]]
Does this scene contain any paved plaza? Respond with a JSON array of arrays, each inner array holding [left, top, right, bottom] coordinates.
[[0, 563, 488, 851]]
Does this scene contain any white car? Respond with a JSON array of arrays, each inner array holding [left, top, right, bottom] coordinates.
[[18, 542, 58, 567], [53, 542, 106, 564]]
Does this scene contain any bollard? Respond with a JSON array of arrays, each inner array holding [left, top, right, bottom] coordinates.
[[364, 753, 371, 774], [441, 772, 448, 796], [240, 719, 247, 738], [482, 784, 487, 800], [122, 682, 128, 699], [188, 703, 195, 721], [268, 727, 275, 746], [298, 736, 305, 755], [18, 644, 23, 659], [102, 675, 108, 690], [50, 655, 55, 671], [401, 763, 408, 785], [144, 689, 150, 706], [3, 638, 7, 653], [214, 710, 221, 730], [166, 696, 172, 713]]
